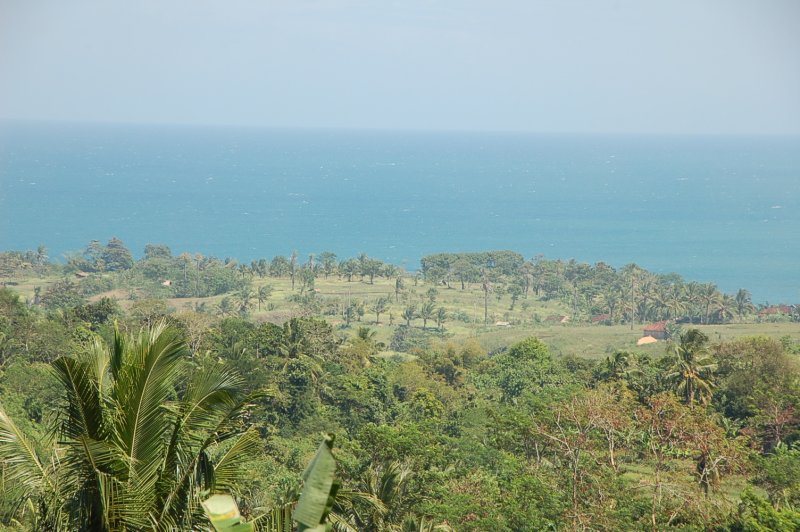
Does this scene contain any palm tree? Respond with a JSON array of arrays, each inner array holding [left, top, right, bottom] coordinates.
[[343, 302, 357, 326], [290, 249, 298, 290], [662, 283, 688, 320], [275, 320, 330, 401], [318, 251, 338, 279], [257, 284, 273, 311], [0, 323, 258, 530], [682, 280, 700, 307], [177, 252, 192, 285], [236, 286, 254, 316], [34, 244, 48, 265], [665, 329, 716, 408], [435, 307, 447, 330], [237, 263, 251, 281], [356, 326, 378, 344], [335, 462, 412, 530], [34, 245, 48, 276], [635, 272, 660, 323], [600, 288, 622, 323], [419, 302, 435, 329], [278, 318, 309, 359], [715, 293, 736, 323], [734, 288, 755, 321], [333, 461, 452, 531], [697, 283, 722, 324], [249, 259, 263, 278], [395, 277, 405, 302], [519, 260, 534, 297], [372, 296, 390, 324], [481, 269, 493, 325], [217, 296, 235, 317], [402, 304, 417, 327], [603, 351, 632, 381]]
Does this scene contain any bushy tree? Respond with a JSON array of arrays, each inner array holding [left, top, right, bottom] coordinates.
[[269, 255, 291, 277], [41, 279, 86, 310], [486, 337, 567, 404], [143, 243, 172, 260]]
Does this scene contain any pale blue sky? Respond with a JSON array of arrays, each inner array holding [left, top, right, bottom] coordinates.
[[1, 0, 798, 134]]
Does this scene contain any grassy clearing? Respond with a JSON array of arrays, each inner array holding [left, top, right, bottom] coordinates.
[[5, 271, 800, 357], [167, 276, 800, 360]]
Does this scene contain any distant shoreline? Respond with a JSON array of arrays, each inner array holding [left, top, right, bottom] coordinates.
[[2, 124, 797, 302], [1, 243, 797, 306]]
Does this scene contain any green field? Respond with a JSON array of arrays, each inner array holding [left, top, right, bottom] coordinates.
[[7, 271, 799, 359]]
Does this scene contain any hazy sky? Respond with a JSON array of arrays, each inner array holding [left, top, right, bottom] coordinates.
[[1, 0, 799, 134]]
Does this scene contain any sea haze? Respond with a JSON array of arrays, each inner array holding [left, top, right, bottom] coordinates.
[[1, 122, 798, 303]]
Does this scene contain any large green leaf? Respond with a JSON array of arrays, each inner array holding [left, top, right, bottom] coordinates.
[[205, 435, 338, 531], [294, 434, 337, 530]]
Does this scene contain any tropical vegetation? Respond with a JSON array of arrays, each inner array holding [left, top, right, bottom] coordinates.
[[1, 241, 799, 530]]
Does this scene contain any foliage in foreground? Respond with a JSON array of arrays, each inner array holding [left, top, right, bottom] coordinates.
[[0, 275, 799, 530], [204, 435, 338, 532], [0, 322, 258, 531]]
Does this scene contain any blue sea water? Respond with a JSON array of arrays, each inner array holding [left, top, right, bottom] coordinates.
[[1, 121, 798, 303]]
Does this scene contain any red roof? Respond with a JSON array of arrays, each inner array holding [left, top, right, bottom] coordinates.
[[643, 321, 668, 332], [759, 305, 793, 316], [591, 313, 611, 322]]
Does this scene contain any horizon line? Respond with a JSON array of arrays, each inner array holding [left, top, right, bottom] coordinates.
[[2, 117, 799, 139]]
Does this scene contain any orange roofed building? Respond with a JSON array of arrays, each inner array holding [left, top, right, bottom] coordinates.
[[643, 321, 668, 340], [758, 305, 794, 317]]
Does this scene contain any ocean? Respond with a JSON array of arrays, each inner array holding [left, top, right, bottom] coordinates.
[[1, 121, 798, 303]]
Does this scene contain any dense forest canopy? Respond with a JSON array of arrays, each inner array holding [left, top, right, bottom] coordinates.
[[1, 239, 799, 530]]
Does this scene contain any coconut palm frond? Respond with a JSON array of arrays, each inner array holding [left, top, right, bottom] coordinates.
[[156, 370, 259, 526], [51, 355, 107, 442], [108, 323, 187, 529], [0, 407, 54, 497], [3, 321, 260, 530], [212, 430, 262, 492], [329, 510, 360, 532]]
